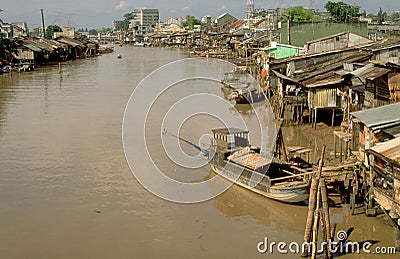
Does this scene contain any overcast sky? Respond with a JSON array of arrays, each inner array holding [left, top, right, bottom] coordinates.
[[1, 0, 399, 29]]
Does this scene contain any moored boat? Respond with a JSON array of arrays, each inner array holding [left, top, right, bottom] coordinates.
[[228, 88, 266, 104], [209, 128, 310, 203]]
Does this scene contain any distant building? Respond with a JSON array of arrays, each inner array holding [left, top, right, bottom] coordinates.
[[129, 8, 160, 40], [0, 20, 13, 38], [245, 8, 280, 29], [214, 13, 237, 27], [165, 17, 182, 26], [54, 27, 75, 38], [130, 8, 159, 28], [11, 22, 29, 37], [201, 16, 212, 24]]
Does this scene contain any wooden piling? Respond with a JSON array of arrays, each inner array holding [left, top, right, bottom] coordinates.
[[311, 183, 321, 259], [320, 178, 332, 259], [302, 145, 326, 257]]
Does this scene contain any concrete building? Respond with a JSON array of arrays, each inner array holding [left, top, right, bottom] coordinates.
[[129, 8, 160, 40], [11, 22, 29, 37], [130, 8, 159, 28], [54, 27, 75, 38]]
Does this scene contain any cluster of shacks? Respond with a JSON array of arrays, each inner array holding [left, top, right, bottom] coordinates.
[[12, 36, 99, 65], [260, 31, 400, 226]]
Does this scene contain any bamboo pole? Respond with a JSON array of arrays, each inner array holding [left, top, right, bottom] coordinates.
[[311, 183, 321, 259], [302, 145, 326, 257], [319, 209, 328, 259], [320, 178, 332, 259]]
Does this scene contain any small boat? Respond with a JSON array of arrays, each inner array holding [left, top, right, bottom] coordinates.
[[134, 42, 145, 47], [221, 67, 266, 104], [221, 67, 251, 90], [228, 88, 266, 104], [117, 54, 122, 59], [209, 128, 310, 203], [99, 46, 114, 54]]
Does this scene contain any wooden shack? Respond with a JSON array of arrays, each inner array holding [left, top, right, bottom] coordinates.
[[351, 102, 400, 165], [367, 137, 400, 226]]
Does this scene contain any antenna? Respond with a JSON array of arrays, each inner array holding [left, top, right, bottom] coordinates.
[[246, 0, 255, 19]]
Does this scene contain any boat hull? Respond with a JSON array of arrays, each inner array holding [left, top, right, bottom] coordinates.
[[209, 160, 309, 203]]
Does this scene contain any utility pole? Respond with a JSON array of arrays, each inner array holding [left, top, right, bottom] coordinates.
[[41, 9, 46, 38]]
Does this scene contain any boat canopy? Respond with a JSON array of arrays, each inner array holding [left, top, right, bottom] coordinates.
[[212, 128, 249, 149], [227, 147, 272, 170]]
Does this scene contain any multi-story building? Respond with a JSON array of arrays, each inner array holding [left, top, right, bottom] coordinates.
[[129, 8, 160, 41], [130, 8, 159, 29]]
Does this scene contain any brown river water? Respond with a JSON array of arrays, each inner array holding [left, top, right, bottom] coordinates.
[[0, 46, 398, 258]]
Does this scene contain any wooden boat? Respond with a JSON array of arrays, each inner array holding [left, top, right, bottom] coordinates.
[[221, 68, 266, 104], [221, 67, 251, 89], [209, 128, 310, 203], [228, 88, 266, 104]]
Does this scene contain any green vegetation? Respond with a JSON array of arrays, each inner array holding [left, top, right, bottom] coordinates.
[[376, 8, 387, 24], [115, 12, 135, 31], [324, 1, 360, 23], [182, 15, 201, 29], [98, 27, 112, 34], [89, 29, 98, 35], [391, 12, 400, 23], [0, 34, 17, 62], [281, 6, 318, 22], [45, 25, 62, 39]]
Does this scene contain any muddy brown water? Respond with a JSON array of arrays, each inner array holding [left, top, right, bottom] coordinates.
[[0, 46, 398, 258]]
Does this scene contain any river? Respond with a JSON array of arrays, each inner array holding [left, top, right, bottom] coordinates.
[[0, 46, 398, 258]]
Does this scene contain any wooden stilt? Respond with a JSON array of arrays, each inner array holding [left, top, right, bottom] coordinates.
[[314, 108, 317, 129], [311, 183, 321, 259], [302, 146, 326, 257], [320, 179, 332, 259], [334, 134, 337, 159], [339, 138, 343, 162]]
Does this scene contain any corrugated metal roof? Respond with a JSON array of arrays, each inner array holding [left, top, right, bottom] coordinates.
[[351, 102, 400, 128], [212, 128, 249, 135], [371, 137, 400, 163], [383, 124, 400, 137], [23, 43, 42, 52], [351, 64, 391, 81]]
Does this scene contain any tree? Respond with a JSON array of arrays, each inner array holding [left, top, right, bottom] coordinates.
[[99, 27, 112, 34], [89, 29, 98, 35], [0, 34, 17, 63], [46, 25, 62, 39], [281, 6, 316, 22], [377, 8, 387, 24], [391, 12, 400, 23], [182, 15, 201, 29], [115, 12, 136, 31], [325, 1, 360, 23]]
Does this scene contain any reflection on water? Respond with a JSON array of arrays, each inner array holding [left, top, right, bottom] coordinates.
[[0, 46, 398, 258]]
